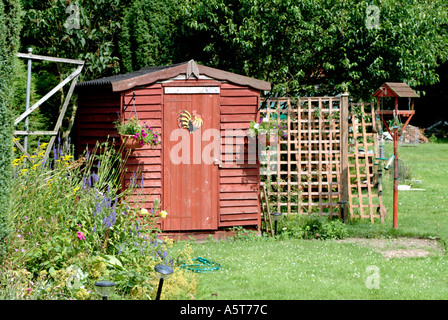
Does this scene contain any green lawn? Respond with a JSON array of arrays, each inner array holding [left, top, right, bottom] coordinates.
[[186, 142, 448, 300]]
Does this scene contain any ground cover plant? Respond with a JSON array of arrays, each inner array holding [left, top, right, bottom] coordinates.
[[0, 139, 197, 300], [187, 141, 448, 300]]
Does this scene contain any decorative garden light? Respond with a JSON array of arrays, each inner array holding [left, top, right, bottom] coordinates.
[[154, 264, 173, 300], [270, 212, 283, 237], [94, 281, 116, 300], [337, 201, 348, 222]]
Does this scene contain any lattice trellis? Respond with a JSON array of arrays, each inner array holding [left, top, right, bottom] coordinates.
[[260, 97, 342, 217], [348, 102, 386, 223], [259, 97, 386, 223]]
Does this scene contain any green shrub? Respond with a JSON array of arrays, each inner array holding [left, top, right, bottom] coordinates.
[[0, 0, 22, 264], [278, 214, 348, 240]]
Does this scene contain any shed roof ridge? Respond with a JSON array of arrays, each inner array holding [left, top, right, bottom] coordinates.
[[77, 60, 271, 92]]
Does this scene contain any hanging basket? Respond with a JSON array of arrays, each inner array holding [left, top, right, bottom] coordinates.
[[121, 135, 143, 149]]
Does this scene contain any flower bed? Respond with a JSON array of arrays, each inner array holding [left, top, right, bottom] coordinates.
[[2, 139, 196, 300]]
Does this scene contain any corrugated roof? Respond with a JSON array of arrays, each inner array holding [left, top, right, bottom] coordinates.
[[76, 60, 271, 92], [372, 82, 419, 98], [76, 62, 188, 88]]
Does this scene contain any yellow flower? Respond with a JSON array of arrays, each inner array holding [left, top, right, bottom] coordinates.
[[160, 210, 168, 219], [20, 168, 28, 175], [140, 208, 149, 215], [73, 187, 80, 193], [12, 138, 19, 142]]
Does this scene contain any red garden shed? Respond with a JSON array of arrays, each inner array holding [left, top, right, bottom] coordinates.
[[75, 60, 271, 239]]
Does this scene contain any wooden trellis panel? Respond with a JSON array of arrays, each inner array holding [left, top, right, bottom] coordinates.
[[260, 97, 342, 217], [347, 102, 386, 223], [259, 97, 386, 224]]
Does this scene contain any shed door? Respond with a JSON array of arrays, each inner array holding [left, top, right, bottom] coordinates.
[[163, 89, 220, 231]]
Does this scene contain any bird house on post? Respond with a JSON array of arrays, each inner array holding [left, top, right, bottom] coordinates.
[[75, 60, 271, 240], [372, 82, 419, 229]]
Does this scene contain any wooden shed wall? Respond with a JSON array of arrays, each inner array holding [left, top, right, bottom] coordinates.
[[76, 87, 121, 150], [219, 83, 260, 227], [77, 80, 261, 231], [121, 84, 163, 209]]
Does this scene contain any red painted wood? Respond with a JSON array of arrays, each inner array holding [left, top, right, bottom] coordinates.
[[221, 106, 258, 114], [77, 79, 262, 233], [221, 114, 257, 122], [221, 96, 258, 106], [163, 91, 220, 231], [220, 199, 259, 207], [219, 192, 258, 200]]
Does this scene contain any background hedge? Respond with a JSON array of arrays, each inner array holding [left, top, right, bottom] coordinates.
[[0, 0, 22, 263]]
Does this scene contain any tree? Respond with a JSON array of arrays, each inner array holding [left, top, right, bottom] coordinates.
[[19, 0, 126, 139], [119, 0, 181, 72], [0, 0, 22, 263], [180, 0, 448, 100]]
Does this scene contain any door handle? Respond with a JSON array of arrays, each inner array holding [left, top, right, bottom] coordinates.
[[213, 159, 222, 168]]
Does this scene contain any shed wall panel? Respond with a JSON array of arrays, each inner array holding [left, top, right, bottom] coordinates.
[[76, 89, 121, 152], [219, 84, 261, 227], [121, 85, 164, 214]]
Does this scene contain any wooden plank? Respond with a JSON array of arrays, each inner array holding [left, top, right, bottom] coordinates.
[[220, 176, 259, 184], [221, 114, 257, 122], [15, 65, 83, 125], [219, 168, 259, 177], [16, 52, 84, 65], [220, 192, 258, 200], [220, 96, 258, 106], [220, 206, 259, 214], [14, 130, 57, 136], [220, 184, 258, 192], [220, 200, 259, 207]]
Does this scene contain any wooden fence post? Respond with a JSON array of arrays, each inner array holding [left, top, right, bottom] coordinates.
[[340, 92, 350, 223]]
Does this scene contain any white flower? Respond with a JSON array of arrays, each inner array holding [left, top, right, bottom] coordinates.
[[262, 117, 269, 122], [254, 123, 260, 129]]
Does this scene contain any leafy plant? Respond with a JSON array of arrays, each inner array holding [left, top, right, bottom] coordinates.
[[277, 214, 348, 240], [115, 116, 161, 148], [248, 117, 287, 139]]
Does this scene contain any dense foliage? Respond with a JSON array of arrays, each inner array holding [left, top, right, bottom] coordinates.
[[2, 140, 197, 299], [14, 0, 448, 137], [119, 0, 181, 72], [0, 0, 22, 263], [181, 0, 448, 100]]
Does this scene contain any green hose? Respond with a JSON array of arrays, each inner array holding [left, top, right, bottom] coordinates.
[[180, 257, 221, 273]]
